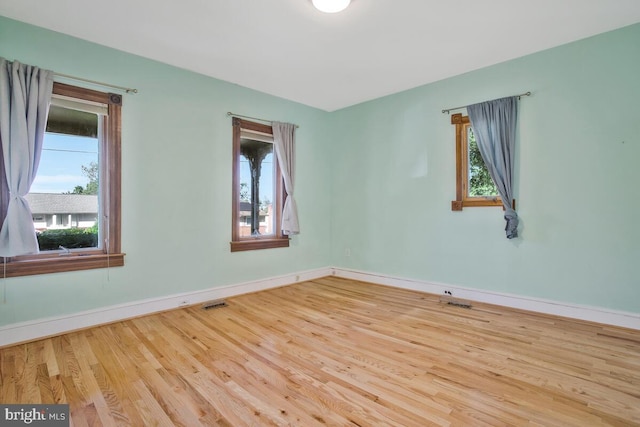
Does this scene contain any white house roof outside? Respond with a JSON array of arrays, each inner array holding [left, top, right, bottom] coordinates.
[[25, 193, 97, 214]]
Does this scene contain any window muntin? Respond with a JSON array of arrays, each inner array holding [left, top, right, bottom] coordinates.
[[231, 118, 288, 252], [2, 82, 124, 277], [451, 113, 503, 210]]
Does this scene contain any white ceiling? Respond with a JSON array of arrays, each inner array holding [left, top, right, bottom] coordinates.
[[1, 0, 640, 111]]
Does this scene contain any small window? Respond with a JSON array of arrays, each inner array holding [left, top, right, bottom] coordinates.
[[231, 118, 289, 252], [466, 126, 499, 198], [451, 113, 506, 210]]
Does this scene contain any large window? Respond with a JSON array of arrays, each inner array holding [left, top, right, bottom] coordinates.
[[451, 113, 505, 210], [2, 83, 124, 277], [231, 118, 288, 252]]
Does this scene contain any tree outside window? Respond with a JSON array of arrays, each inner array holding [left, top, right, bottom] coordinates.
[[451, 113, 504, 210]]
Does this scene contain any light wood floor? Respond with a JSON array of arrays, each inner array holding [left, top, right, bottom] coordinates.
[[1, 277, 639, 426]]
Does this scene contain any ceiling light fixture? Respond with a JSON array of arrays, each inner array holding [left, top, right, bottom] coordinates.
[[312, 0, 351, 13]]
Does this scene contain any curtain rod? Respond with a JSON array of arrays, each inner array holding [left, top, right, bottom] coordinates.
[[55, 72, 138, 94], [441, 91, 531, 114], [5, 57, 138, 93], [227, 112, 299, 128]]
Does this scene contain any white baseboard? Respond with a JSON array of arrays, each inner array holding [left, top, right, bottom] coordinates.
[[0, 267, 332, 347], [331, 267, 640, 330], [2, 265, 637, 347]]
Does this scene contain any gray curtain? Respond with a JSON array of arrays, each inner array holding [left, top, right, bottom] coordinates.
[[0, 58, 54, 256], [467, 96, 519, 238], [272, 122, 300, 235]]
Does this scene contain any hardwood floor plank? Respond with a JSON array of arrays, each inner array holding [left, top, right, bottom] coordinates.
[[1, 277, 639, 426], [0, 350, 16, 403], [36, 362, 54, 403], [131, 378, 181, 427], [84, 330, 144, 426]]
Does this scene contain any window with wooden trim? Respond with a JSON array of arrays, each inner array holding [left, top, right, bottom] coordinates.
[[230, 118, 289, 252], [451, 113, 504, 211], [2, 82, 124, 277]]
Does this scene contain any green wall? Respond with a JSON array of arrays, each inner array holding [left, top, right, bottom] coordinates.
[[1, 16, 638, 329], [0, 16, 333, 326], [329, 23, 640, 313]]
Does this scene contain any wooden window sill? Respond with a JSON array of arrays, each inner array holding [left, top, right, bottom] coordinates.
[[230, 238, 289, 252], [451, 198, 515, 211], [2, 253, 125, 278]]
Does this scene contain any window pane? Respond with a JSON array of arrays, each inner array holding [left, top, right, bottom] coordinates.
[[238, 137, 275, 237], [29, 106, 100, 251], [467, 127, 498, 197]]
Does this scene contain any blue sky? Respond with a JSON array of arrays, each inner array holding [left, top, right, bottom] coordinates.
[[240, 153, 274, 204], [31, 133, 98, 194]]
